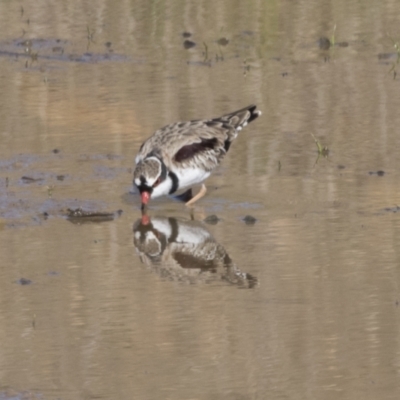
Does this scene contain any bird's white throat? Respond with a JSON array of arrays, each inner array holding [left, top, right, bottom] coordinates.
[[150, 176, 173, 198]]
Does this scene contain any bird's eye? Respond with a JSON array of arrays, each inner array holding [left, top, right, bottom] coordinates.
[[153, 177, 161, 187]]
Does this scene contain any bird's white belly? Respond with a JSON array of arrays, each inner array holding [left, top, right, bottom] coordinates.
[[175, 168, 211, 190], [149, 168, 211, 199]]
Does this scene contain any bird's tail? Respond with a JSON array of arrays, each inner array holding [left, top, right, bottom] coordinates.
[[219, 104, 262, 131]]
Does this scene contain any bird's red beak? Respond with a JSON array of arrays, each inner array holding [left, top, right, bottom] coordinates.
[[141, 191, 151, 206]]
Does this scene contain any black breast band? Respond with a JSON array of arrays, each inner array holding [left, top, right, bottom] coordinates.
[[168, 171, 179, 194]]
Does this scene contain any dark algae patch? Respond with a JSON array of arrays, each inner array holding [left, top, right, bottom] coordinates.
[[66, 208, 122, 224]]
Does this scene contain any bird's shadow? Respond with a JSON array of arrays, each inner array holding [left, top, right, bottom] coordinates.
[[133, 215, 258, 288]]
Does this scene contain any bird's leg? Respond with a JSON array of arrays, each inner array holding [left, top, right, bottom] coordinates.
[[185, 184, 207, 207]]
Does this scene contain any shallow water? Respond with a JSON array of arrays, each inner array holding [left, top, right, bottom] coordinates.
[[1, 0, 400, 399]]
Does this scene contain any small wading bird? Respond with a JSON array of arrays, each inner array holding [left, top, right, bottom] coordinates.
[[133, 104, 261, 210]]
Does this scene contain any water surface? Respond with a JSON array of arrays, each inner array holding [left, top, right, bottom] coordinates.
[[1, 0, 400, 399]]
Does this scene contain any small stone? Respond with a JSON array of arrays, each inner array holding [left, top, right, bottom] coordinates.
[[369, 170, 385, 176], [243, 215, 257, 225], [318, 37, 331, 50], [204, 214, 220, 225], [217, 37, 229, 46], [21, 176, 43, 183], [183, 40, 196, 49], [378, 53, 395, 60], [17, 278, 32, 285]]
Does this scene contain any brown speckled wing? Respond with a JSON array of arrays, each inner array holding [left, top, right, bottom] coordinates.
[[173, 138, 219, 163], [137, 121, 232, 170], [136, 105, 261, 171]]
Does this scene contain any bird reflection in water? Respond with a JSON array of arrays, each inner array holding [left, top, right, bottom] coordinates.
[[133, 215, 258, 288]]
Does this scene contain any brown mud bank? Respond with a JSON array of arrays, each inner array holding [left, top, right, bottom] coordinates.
[[0, 152, 130, 228]]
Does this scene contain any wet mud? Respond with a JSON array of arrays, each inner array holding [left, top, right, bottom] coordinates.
[[1, 2, 400, 400], [0, 152, 128, 227], [0, 37, 130, 65], [0, 390, 42, 400]]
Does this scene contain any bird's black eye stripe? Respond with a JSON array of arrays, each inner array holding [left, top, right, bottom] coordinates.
[[138, 184, 153, 194]]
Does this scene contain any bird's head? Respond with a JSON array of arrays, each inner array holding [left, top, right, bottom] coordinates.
[[133, 156, 165, 208]]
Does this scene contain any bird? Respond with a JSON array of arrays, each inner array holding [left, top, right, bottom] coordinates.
[[133, 104, 261, 209]]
